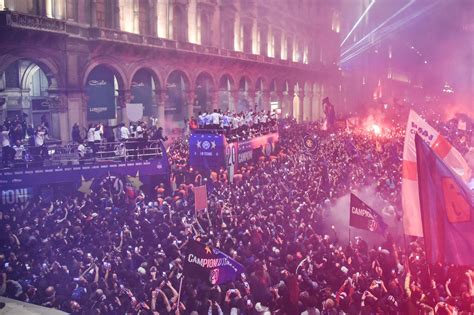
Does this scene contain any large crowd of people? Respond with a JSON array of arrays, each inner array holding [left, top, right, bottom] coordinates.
[[1, 112, 473, 314]]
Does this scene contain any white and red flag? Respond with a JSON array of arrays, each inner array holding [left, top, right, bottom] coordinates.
[[402, 110, 471, 237]]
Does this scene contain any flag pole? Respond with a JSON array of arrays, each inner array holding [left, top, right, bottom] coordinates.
[[348, 227, 351, 245], [176, 275, 184, 314]]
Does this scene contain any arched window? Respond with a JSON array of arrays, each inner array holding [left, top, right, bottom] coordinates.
[[0, 59, 61, 137]]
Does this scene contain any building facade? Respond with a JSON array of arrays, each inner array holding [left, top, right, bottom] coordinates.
[[0, 0, 341, 141]]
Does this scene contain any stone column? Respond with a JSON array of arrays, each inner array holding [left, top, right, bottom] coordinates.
[[48, 91, 69, 143], [117, 90, 132, 126], [275, 90, 283, 115], [186, 90, 195, 119], [231, 90, 239, 112], [148, 0, 157, 36], [211, 89, 219, 111], [287, 87, 295, 119], [254, 90, 263, 111], [297, 90, 304, 122], [247, 89, 256, 112], [65, 91, 85, 137], [304, 91, 312, 121], [155, 89, 166, 128], [263, 90, 271, 112]]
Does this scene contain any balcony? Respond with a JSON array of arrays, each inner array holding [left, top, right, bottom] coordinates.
[[0, 10, 66, 34], [0, 10, 337, 74]]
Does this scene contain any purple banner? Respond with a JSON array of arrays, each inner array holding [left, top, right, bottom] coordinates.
[[0, 159, 170, 205]]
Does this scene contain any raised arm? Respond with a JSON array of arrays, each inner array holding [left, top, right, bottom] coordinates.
[[404, 272, 412, 298]]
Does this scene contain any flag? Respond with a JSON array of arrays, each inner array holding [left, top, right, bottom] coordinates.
[[184, 240, 245, 285], [349, 193, 387, 234], [402, 110, 471, 236], [415, 134, 474, 265], [194, 185, 207, 214]]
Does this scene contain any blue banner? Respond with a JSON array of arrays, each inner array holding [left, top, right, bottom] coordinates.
[[131, 71, 154, 116], [189, 133, 226, 170], [86, 66, 116, 120]]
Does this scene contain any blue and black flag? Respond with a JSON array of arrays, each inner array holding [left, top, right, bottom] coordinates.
[[184, 240, 245, 285], [349, 193, 387, 234], [415, 134, 474, 265]]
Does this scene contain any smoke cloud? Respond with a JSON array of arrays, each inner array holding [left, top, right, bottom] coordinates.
[[320, 184, 403, 248]]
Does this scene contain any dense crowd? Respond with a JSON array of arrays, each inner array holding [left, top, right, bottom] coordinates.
[[1, 115, 473, 314]]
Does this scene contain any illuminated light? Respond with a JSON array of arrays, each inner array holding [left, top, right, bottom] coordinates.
[[442, 82, 454, 94], [120, 0, 137, 33], [332, 11, 341, 33], [371, 124, 381, 135], [340, 0, 376, 47], [424, 60, 428, 64], [340, 0, 445, 63], [341, 0, 416, 57], [340, 0, 435, 65]]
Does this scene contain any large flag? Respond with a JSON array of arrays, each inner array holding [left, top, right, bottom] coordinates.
[[349, 193, 387, 234], [415, 134, 474, 265], [184, 240, 245, 285], [402, 110, 471, 236]]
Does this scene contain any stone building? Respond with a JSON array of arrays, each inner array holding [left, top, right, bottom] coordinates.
[[0, 0, 341, 141]]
